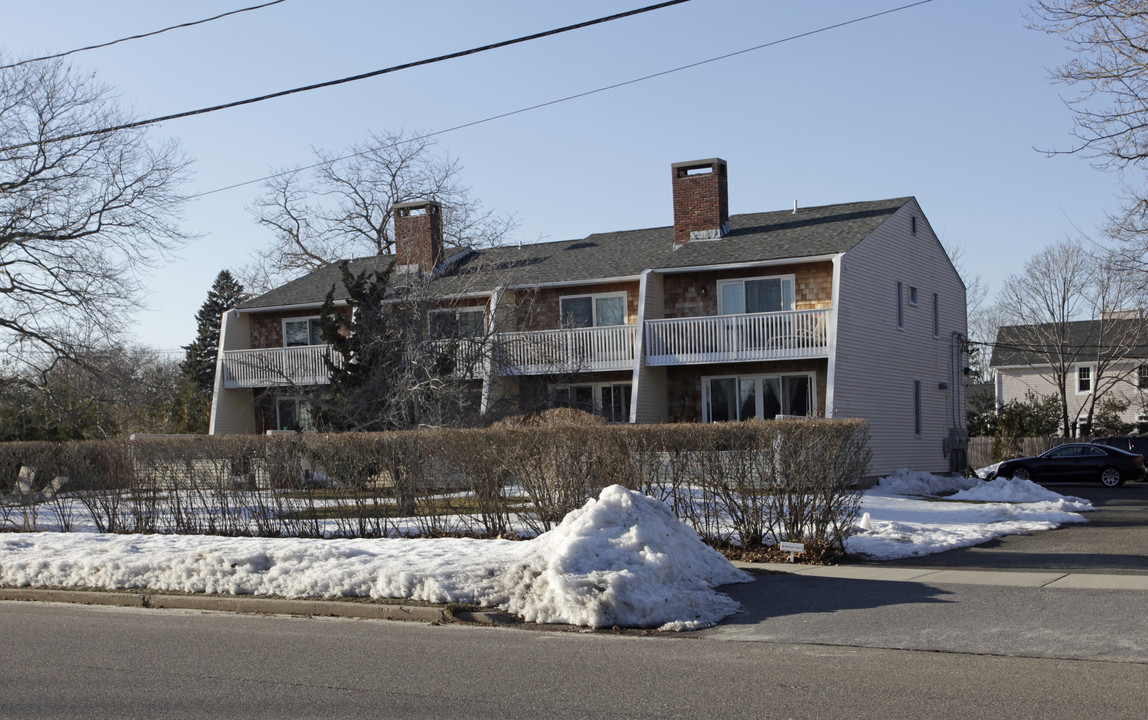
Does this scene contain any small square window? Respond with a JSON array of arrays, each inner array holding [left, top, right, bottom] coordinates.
[[909, 286, 919, 306]]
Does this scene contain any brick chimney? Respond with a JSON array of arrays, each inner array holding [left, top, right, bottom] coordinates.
[[671, 158, 729, 246], [394, 200, 444, 273]]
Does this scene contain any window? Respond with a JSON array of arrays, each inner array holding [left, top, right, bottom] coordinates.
[[276, 398, 316, 432], [1077, 365, 1093, 394], [911, 215, 917, 235], [718, 275, 796, 315], [1139, 364, 1148, 390], [703, 373, 814, 422], [283, 317, 323, 347], [913, 380, 922, 436], [560, 292, 626, 328], [429, 307, 486, 338], [896, 282, 904, 329], [908, 286, 919, 306], [552, 382, 632, 422], [932, 293, 940, 338]]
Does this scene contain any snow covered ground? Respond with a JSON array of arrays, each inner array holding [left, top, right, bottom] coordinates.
[[0, 473, 1094, 629]]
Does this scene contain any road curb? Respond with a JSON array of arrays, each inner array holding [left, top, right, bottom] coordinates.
[[0, 587, 520, 625]]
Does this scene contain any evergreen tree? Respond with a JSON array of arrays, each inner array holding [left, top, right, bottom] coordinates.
[[176, 270, 245, 432], [317, 261, 474, 432]]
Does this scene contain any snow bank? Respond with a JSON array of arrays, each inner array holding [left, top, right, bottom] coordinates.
[[499, 484, 752, 631], [0, 485, 750, 631], [876, 469, 980, 496], [949, 477, 1091, 509]]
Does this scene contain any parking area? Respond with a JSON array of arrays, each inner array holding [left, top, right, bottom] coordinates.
[[874, 481, 1148, 574]]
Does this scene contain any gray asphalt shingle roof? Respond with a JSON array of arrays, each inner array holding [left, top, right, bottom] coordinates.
[[990, 319, 1148, 367], [240, 197, 912, 310]]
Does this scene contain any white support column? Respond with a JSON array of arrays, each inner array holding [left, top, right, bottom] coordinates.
[[209, 310, 256, 435]]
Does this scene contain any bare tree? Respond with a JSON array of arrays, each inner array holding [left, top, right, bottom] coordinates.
[[0, 55, 191, 368], [238, 130, 515, 294], [997, 239, 1146, 436], [1029, 2, 1148, 275], [944, 239, 994, 382]]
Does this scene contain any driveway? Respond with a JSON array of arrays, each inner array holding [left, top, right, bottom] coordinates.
[[871, 481, 1148, 574]]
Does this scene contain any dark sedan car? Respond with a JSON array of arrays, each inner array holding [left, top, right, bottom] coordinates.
[[992, 443, 1146, 487]]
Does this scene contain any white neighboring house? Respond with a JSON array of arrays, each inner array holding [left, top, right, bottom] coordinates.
[[209, 158, 969, 478], [990, 318, 1148, 435]]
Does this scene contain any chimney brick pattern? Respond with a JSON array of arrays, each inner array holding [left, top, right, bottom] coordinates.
[[671, 158, 729, 246], [394, 200, 444, 273]]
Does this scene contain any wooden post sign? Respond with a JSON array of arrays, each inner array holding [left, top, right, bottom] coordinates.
[[778, 541, 805, 563]]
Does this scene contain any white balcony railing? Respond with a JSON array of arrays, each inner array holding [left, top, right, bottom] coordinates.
[[497, 325, 636, 375], [221, 345, 340, 388], [644, 309, 830, 366]]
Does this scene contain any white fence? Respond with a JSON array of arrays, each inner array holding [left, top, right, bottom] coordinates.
[[497, 325, 637, 375], [221, 345, 341, 388]]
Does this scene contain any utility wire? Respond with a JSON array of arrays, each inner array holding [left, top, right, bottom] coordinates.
[[188, 0, 936, 200], [0, 1, 289, 70], [0, 0, 693, 153]]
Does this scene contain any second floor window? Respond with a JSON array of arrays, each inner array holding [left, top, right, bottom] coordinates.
[[718, 275, 795, 315], [1139, 364, 1148, 389], [1077, 365, 1093, 394], [560, 292, 626, 328], [429, 308, 486, 338], [283, 317, 323, 347]]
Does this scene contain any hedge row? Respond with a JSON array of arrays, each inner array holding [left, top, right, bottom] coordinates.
[[0, 418, 870, 554]]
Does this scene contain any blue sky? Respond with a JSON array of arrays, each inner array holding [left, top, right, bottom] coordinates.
[[3, 0, 1122, 352]]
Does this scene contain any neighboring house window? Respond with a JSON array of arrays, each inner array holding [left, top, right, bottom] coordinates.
[[913, 379, 922, 436], [911, 215, 917, 235], [283, 317, 323, 347], [718, 275, 796, 315], [908, 286, 919, 306], [429, 307, 486, 338], [932, 293, 940, 338], [1077, 365, 1093, 394], [553, 382, 632, 422], [276, 398, 315, 432], [703, 373, 814, 422], [560, 292, 626, 328], [896, 282, 904, 329], [1139, 364, 1148, 389]]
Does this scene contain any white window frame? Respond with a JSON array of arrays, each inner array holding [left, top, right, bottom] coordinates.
[[559, 291, 628, 328], [1138, 363, 1148, 390], [282, 316, 323, 347], [716, 274, 796, 315], [429, 306, 487, 338], [700, 372, 817, 422], [551, 381, 633, 422], [1076, 365, 1094, 395], [896, 282, 905, 330]]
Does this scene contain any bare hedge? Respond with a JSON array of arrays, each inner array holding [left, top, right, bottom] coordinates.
[[0, 419, 871, 554]]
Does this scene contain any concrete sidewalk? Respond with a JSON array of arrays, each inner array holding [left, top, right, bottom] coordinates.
[[735, 561, 1148, 590]]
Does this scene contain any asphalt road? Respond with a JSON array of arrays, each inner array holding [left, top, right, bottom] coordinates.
[[874, 481, 1148, 574], [2, 601, 1146, 720]]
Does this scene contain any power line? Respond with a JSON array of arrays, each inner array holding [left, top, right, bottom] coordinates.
[[188, 0, 937, 201], [0, 0, 694, 153], [0, 1, 290, 70]]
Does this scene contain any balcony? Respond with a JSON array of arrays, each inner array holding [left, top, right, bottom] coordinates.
[[496, 325, 637, 375], [644, 308, 830, 366], [221, 345, 341, 389]]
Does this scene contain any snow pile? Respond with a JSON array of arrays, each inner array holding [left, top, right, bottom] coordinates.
[[848, 471, 1095, 559], [949, 477, 1091, 509], [876, 469, 980, 496], [499, 484, 752, 631], [0, 485, 750, 631]]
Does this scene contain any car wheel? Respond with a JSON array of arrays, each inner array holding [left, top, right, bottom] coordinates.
[[1100, 467, 1125, 488], [1011, 467, 1031, 481]]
